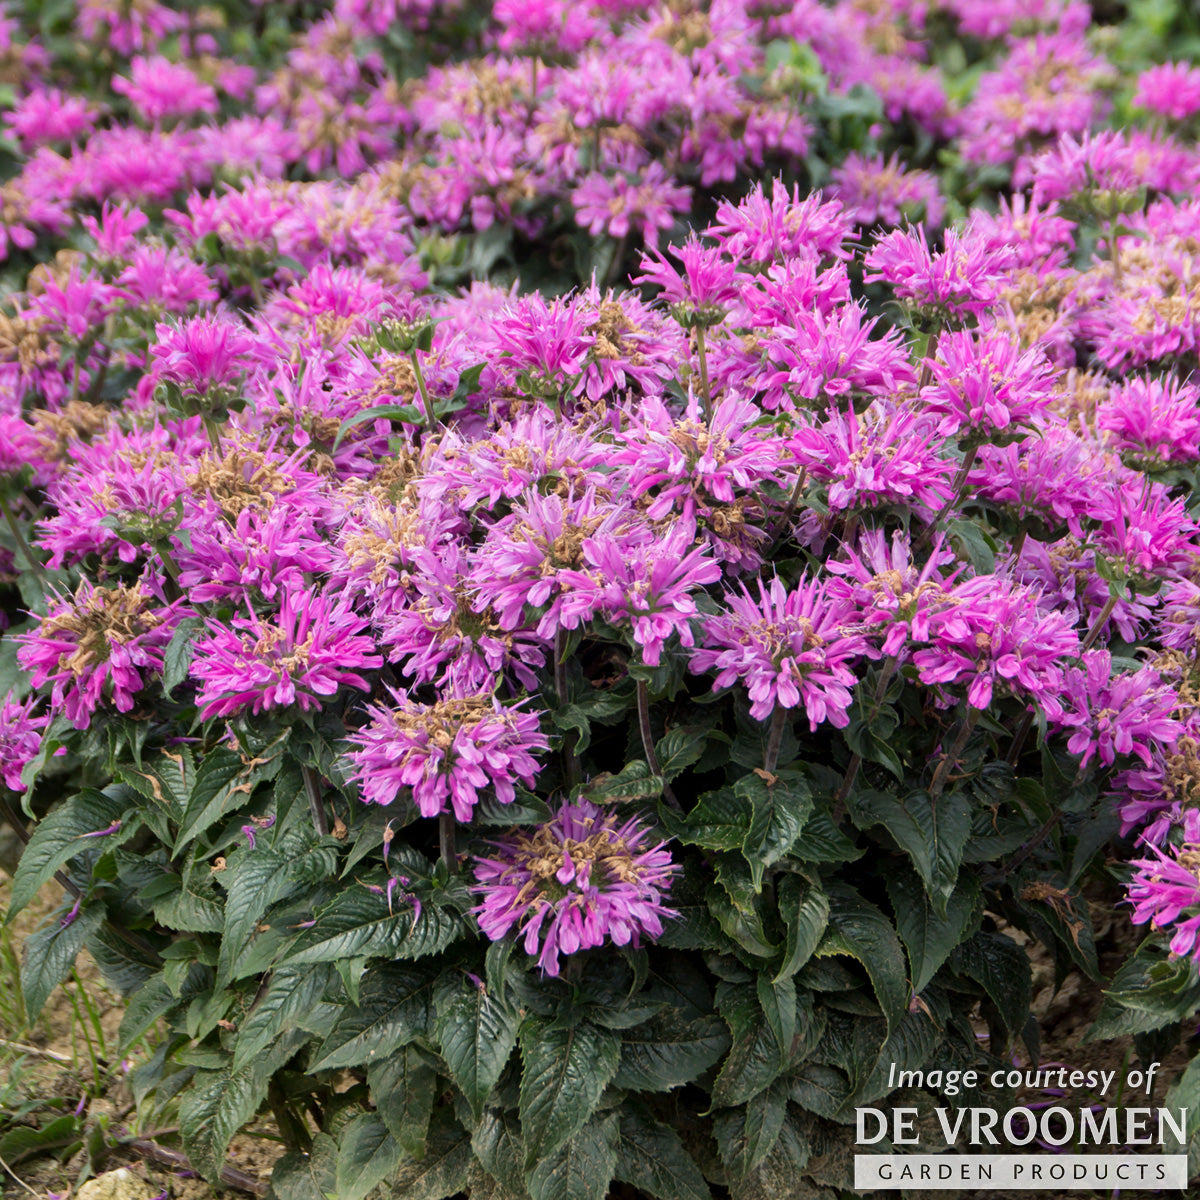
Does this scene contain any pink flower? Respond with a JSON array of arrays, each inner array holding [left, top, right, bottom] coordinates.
[[112, 56, 218, 124], [192, 588, 381, 720], [472, 799, 677, 976], [691, 575, 868, 727], [347, 690, 548, 820], [572, 163, 691, 251], [1133, 62, 1200, 122]]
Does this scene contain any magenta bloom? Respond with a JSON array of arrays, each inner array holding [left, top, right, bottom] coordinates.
[[1098, 376, 1200, 468], [633, 236, 740, 313], [691, 575, 868, 727], [18, 579, 179, 729], [472, 799, 677, 977], [347, 690, 548, 821], [192, 588, 381, 720], [112, 56, 218, 124], [1133, 62, 1200, 122], [1127, 841, 1200, 960], [864, 225, 1014, 321], [1053, 652, 1181, 769], [572, 163, 691, 251], [0, 694, 47, 791], [150, 316, 261, 393]]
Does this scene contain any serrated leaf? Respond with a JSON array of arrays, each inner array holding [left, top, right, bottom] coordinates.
[[711, 981, 788, 1107], [181, 1030, 307, 1182], [655, 726, 709, 783], [519, 1019, 619, 1166], [234, 964, 332, 1070], [162, 616, 203, 698], [22, 902, 104, 1021], [818, 885, 907, 1032], [851, 789, 970, 917], [370, 1046, 436, 1158], [887, 869, 982, 994], [434, 972, 520, 1119], [736, 772, 811, 890], [952, 931, 1032, 1044], [8, 788, 132, 918], [284, 886, 462, 966], [271, 1132, 338, 1200], [387, 1110, 472, 1200], [587, 760, 663, 802], [175, 746, 251, 849], [774, 875, 829, 983], [472, 1107, 526, 1196], [311, 962, 436, 1071], [527, 1113, 618, 1200], [714, 1080, 789, 1181], [0, 1114, 82, 1165], [660, 787, 752, 852], [613, 1012, 729, 1092], [614, 1109, 711, 1200], [336, 1113, 402, 1200]]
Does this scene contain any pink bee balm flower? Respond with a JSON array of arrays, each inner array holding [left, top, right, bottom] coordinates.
[[1133, 62, 1200, 122], [192, 588, 381, 719], [112, 56, 218, 124], [472, 798, 677, 977], [1127, 841, 1200, 960], [0, 693, 47, 791], [346, 691, 548, 821], [17, 578, 180, 730], [691, 575, 868, 727], [1053, 651, 1181, 769], [572, 163, 691, 251]]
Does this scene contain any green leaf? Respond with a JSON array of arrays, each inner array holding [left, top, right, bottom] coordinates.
[[0, 1114, 83, 1165], [180, 1030, 308, 1182], [818, 885, 908, 1032], [162, 616, 203, 698], [774, 875, 829, 983], [472, 1107, 526, 1197], [655, 726, 710, 783], [271, 1133, 338, 1200], [946, 517, 996, 573], [370, 1046, 436, 1158], [175, 747, 252, 849], [121, 749, 193, 822], [519, 1018, 620, 1166], [711, 981, 789, 1107], [387, 1110, 472, 1200], [335, 403, 425, 448], [660, 787, 752, 852], [527, 1113, 618, 1200], [8, 788, 131, 918], [736, 772, 812, 890], [336, 1113, 403, 1200], [311, 962, 436, 1071], [614, 1109, 711, 1200], [714, 1081, 789, 1181], [151, 868, 225, 933], [434, 971, 521, 1119], [613, 1012, 729, 1092], [21, 901, 104, 1021], [233, 964, 333, 1070], [586, 760, 663, 803], [952, 931, 1032, 1043], [851, 789, 971, 917], [887, 869, 982, 994], [284, 885, 463, 966]]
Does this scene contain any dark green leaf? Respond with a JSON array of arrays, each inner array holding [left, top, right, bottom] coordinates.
[[162, 616, 204, 699], [851, 789, 971, 917], [887, 869, 982, 994], [234, 964, 333, 1070], [660, 787, 752, 852], [370, 1046, 436, 1158], [711, 981, 788, 1107], [472, 1106, 525, 1196], [587, 760, 663, 803], [176, 747, 251, 850], [9, 788, 132, 918], [818, 885, 907, 1032], [271, 1133, 338, 1200], [736, 772, 812, 889], [774, 875, 829, 983], [952, 931, 1032, 1043], [613, 1012, 729, 1091], [434, 972, 521, 1118], [527, 1113, 618, 1200], [387, 1110, 472, 1200], [714, 1081, 788, 1180], [519, 1018, 619, 1166], [312, 962, 436, 1071], [22, 901, 104, 1021], [336, 1113, 402, 1200], [614, 1109, 711, 1200]]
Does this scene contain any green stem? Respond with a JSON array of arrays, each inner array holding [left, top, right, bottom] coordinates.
[[554, 629, 581, 789], [637, 678, 679, 809], [694, 325, 712, 421], [763, 707, 787, 776], [1080, 592, 1120, 656], [201, 412, 223, 451], [929, 709, 979, 800], [410, 350, 435, 431], [439, 811, 458, 874], [1109, 214, 1123, 289], [0, 495, 47, 589], [920, 442, 978, 552], [302, 765, 329, 837], [833, 655, 898, 817]]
